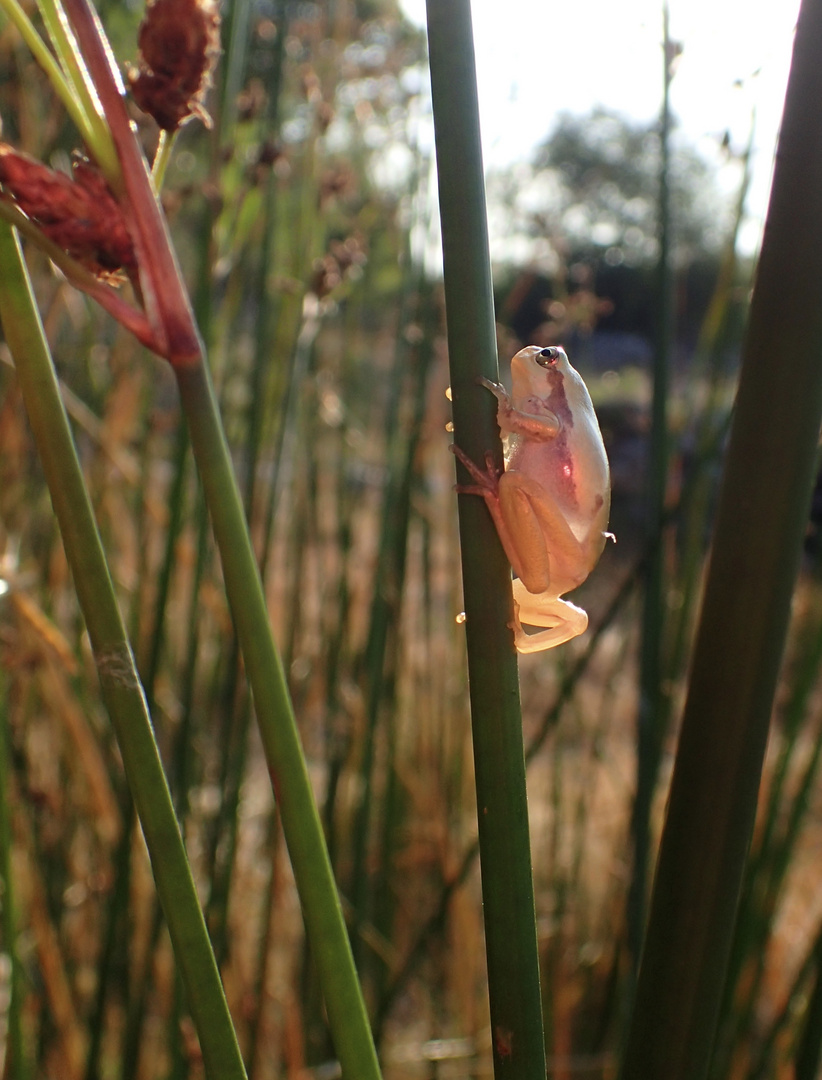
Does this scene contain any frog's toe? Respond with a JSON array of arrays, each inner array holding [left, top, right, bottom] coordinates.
[[450, 443, 500, 489]]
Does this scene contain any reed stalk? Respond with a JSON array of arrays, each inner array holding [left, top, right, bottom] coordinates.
[[0, 0, 385, 1069], [426, 1, 546, 1075], [173, 358, 381, 1079], [621, 1, 822, 1074], [0, 222, 248, 1080], [628, 3, 675, 979]]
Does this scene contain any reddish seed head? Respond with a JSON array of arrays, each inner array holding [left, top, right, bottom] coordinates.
[[129, 0, 221, 132], [0, 145, 136, 278]]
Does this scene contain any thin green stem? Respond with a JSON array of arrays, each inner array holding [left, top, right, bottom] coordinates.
[[0, 0, 116, 175], [0, 222, 247, 1080], [426, 1, 546, 1077], [175, 359, 382, 1080], [150, 130, 178, 191], [628, 1, 675, 982], [34, 0, 117, 176], [9, 1, 381, 1070]]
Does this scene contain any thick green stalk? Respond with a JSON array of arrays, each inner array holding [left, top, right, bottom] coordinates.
[[621, 1, 822, 1075], [426, 2, 546, 1077], [174, 359, 381, 1080], [0, 224, 247, 1080]]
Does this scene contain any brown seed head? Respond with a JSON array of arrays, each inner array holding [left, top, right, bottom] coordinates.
[[129, 0, 221, 132], [0, 145, 136, 278]]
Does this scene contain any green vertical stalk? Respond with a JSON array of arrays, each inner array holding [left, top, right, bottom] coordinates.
[[425, 2, 546, 1077], [174, 359, 381, 1080], [621, 1, 822, 1076], [375, 562, 635, 1041], [85, 792, 131, 1080], [350, 318, 413, 970], [627, 2, 675, 978], [0, 225, 247, 1080], [371, 298, 438, 1014]]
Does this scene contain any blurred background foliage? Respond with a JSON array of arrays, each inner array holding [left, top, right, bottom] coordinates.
[[0, 0, 819, 1078]]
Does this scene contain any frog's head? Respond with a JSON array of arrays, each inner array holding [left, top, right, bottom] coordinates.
[[510, 344, 591, 422], [510, 344, 569, 386]]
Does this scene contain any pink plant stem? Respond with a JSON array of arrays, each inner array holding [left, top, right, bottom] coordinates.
[[60, 0, 202, 366]]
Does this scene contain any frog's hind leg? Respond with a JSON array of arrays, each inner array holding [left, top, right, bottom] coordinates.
[[497, 470, 584, 594], [511, 579, 588, 653]]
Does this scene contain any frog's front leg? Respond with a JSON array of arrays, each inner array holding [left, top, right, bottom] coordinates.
[[479, 377, 560, 441], [511, 580, 588, 653]]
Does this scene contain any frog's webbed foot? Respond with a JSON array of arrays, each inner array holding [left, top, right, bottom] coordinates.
[[510, 580, 588, 653], [450, 444, 501, 497]]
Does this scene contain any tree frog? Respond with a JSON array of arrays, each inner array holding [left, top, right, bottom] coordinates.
[[453, 345, 611, 653]]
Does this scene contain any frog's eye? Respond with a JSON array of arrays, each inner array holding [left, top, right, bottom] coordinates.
[[537, 346, 560, 366]]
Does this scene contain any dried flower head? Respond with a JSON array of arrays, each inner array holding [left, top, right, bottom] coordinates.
[[129, 0, 221, 132], [309, 235, 367, 299], [0, 145, 136, 278]]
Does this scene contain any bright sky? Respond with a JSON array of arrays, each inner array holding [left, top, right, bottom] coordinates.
[[400, 0, 802, 252]]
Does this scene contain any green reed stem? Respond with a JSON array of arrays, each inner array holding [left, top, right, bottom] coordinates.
[[34, 0, 116, 174], [621, 1, 822, 1075], [0, 224, 247, 1080], [0, 0, 116, 176], [7, 0, 380, 1068], [174, 358, 382, 1080], [150, 130, 177, 190], [426, 1, 546, 1076], [628, 2, 675, 979]]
